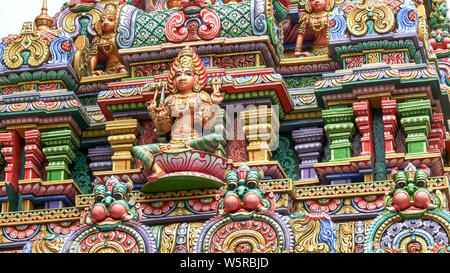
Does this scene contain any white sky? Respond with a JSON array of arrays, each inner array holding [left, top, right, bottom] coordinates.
[[0, 0, 450, 38], [0, 0, 67, 38]]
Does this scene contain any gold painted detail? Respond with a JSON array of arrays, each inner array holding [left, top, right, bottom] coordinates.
[[160, 223, 178, 253], [0, 208, 80, 227], [61, 8, 102, 35], [4, 22, 49, 69], [31, 237, 66, 253], [337, 222, 354, 253], [295, 176, 448, 200], [291, 217, 330, 253], [347, 0, 395, 37], [187, 223, 204, 253]]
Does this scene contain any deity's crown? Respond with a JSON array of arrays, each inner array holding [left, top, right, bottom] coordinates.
[[102, 4, 117, 17], [168, 46, 207, 93], [178, 46, 197, 72]]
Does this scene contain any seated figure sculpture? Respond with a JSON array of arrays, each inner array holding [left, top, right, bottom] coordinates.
[[89, 4, 127, 76], [132, 46, 224, 182], [294, 0, 333, 57]]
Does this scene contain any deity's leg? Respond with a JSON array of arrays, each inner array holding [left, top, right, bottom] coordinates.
[[187, 133, 223, 153], [132, 143, 162, 170]]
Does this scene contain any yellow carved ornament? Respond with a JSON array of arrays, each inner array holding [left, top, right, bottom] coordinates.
[[347, 0, 395, 37], [4, 22, 49, 69], [61, 8, 102, 35]]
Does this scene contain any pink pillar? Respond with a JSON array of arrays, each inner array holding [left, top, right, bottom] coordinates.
[[428, 113, 445, 153], [0, 131, 22, 191], [381, 96, 398, 154], [353, 99, 373, 156], [24, 129, 44, 180]]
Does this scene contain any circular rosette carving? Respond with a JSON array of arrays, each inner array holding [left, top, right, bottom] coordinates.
[[304, 198, 342, 214], [61, 223, 157, 253], [351, 195, 384, 213], [3, 225, 40, 241], [195, 212, 293, 253], [364, 211, 450, 253], [47, 221, 80, 235], [186, 198, 217, 213], [141, 201, 178, 217]]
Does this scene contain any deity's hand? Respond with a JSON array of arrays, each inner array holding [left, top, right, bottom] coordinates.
[[147, 99, 157, 113], [155, 103, 168, 120], [147, 100, 158, 120], [211, 90, 224, 105]]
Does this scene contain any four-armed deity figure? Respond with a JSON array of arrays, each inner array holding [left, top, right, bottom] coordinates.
[[132, 46, 224, 180], [294, 0, 333, 57], [89, 4, 127, 76]]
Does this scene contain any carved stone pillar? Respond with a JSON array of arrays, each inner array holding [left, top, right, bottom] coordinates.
[[24, 129, 44, 180], [240, 106, 279, 161], [292, 128, 324, 179], [397, 99, 432, 154], [381, 96, 398, 154], [353, 99, 373, 156], [87, 146, 113, 172], [322, 106, 355, 161], [428, 113, 445, 153], [106, 118, 141, 171], [0, 131, 22, 191], [41, 129, 79, 181]]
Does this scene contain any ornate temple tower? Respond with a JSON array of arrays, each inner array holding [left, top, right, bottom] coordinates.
[[0, 0, 449, 254]]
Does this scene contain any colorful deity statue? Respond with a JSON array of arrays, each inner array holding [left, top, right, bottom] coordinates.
[[217, 164, 274, 220], [132, 46, 224, 181], [385, 163, 440, 219], [89, 4, 127, 76], [83, 176, 141, 231], [429, 1, 449, 32], [294, 0, 334, 57]]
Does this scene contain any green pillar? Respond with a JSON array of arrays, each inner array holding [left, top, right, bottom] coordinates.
[[41, 129, 80, 181], [322, 106, 355, 161], [397, 99, 432, 154]]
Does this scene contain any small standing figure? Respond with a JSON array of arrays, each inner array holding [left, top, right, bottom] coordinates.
[[294, 0, 334, 57], [89, 4, 127, 76]]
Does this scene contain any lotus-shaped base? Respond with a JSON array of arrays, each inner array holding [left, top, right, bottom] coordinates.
[[141, 149, 227, 193]]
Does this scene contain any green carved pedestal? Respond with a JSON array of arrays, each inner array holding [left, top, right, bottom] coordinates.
[[398, 99, 432, 154], [41, 129, 80, 181], [322, 106, 355, 161]]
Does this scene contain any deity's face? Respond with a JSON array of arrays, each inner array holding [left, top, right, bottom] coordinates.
[[100, 15, 116, 34], [174, 67, 198, 94], [310, 0, 328, 12]]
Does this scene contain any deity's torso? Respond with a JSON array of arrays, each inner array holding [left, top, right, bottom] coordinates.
[[298, 11, 329, 55], [92, 34, 123, 72], [166, 91, 212, 144]]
